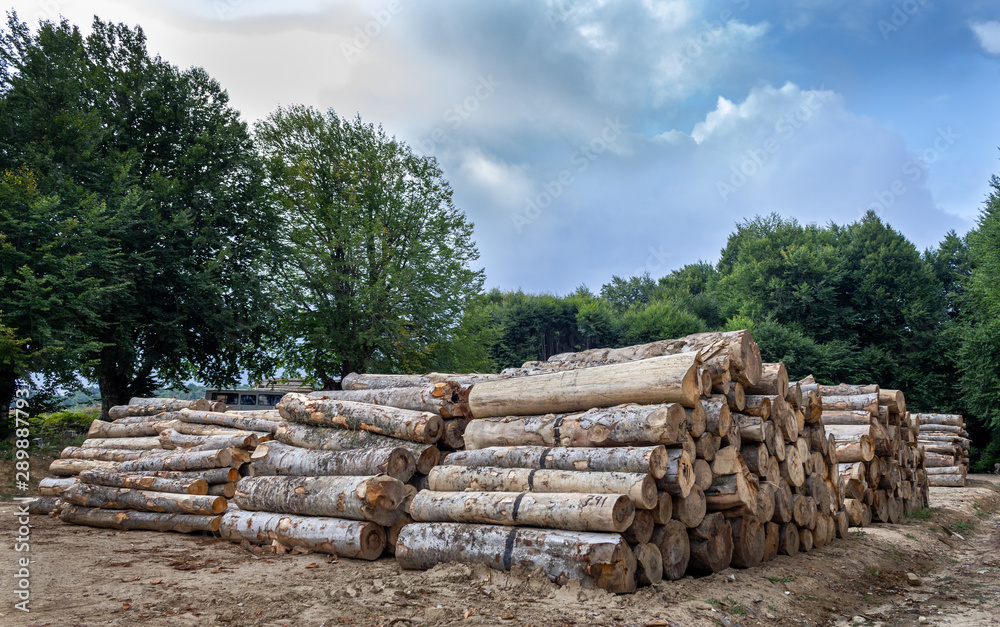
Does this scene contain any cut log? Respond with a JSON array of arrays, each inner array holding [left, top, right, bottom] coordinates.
[[219, 509, 385, 559], [59, 505, 220, 533], [695, 433, 720, 462], [704, 398, 732, 438], [153, 420, 265, 439], [821, 393, 879, 417], [396, 523, 636, 593], [58, 446, 148, 462], [623, 509, 655, 544], [672, 485, 707, 528], [207, 483, 236, 498], [780, 444, 805, 487], [651, 520, 690, 580], [914, 413, 963, 426], [82, 437, 162, 450], [278, 393, 443, 444], [384, 513, 413, 555], [173, 409, 280, 434], [49, 459, 118, 476], [686, 402, 707, 439], [756, 481, 776, 524], [711, 446, 741, 476], [705, 469, 756, 512], [727, 515, 765, 568], [158, 429, 259, 451], [441, 445, 670, 479], [343, 372, 501, 390], [687, 512, 733, 574], [439, 419, 467, 450], [778, 523, 799, 556], [706, 355, 733, 395], [655, 449, 696, 498], [771, 480, 793, 524], [798, 528, 814, 552], [78, 469, 208, 495], [817, 384, 879, 397], [927, 474, 965, 487], [62, 483, 225, 515], [763, 521, 779, 562], [693, 459, 713, 491], [88, 419, 159, 438], [744, 363, 789, 399], [733, 413, 767, 443], [652, 491, 674, 524], [274, 423, 440, 474], [469, 353, 703, 417], [426, 466, 657, 510], [249, 441, 415, 482], [724, 416, 743, 450], [235, 475, 404, 526], [38, 477, 77, 496], [802, 390, 823, 423], [463, 403, 688, 449], [742, 396, 771, 420], [117, 448, 236, 472], [308, 386, 469, 419], [127, 467, 240, 483], [822, 410, 876, 426], [26, 496, 63, 515], [109, 398, 211, 420], [834, 434, 875, 463], [740, 443, 769, 475], [727, 382, 746, 412], [632, 541, 663, 586], [879, 389, 906, 415], [785, 382, 803, 409], [834, 509, 849, 537]]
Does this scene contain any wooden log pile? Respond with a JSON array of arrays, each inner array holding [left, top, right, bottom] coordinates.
[[809, 381, 930, 524], [914, 414, 968, 487]]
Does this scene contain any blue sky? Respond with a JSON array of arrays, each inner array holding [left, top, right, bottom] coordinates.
[[9, 0, 1000, 293]]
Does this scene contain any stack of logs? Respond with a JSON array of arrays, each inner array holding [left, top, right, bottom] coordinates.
[[33, 397, 275, 532], [217, 391, 447, 558], [915, 414, 968, 487], [810, 382, 930, 526]]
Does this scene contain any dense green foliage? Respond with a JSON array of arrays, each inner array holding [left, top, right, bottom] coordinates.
[[255, 106, 484, 388]]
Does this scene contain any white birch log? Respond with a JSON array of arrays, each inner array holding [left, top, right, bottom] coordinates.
[[234, 475, 404, 525], [219, 509, 385, 559]]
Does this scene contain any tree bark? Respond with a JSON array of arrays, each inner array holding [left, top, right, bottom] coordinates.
[[686, 402, 707, 439], [235, 475, 404, 526], [742, 396, 771, 420], [307, 386, 469, 419], [696, 433, 720, 462], [463, 403, 688, 449], [654, 449, 695, 497], [704, 398, 731, 437], [822, 394, 879, 416], [108, 398, 211, 420], [49, 459, 119, 476], [926, 474, 965, 487], [59, 446, 149, 462], [439, 419, 467, 450], [172, 409, 280, 434], [60, 505, 221, 533], [426, 466, 657, 510], [88, 419, 159, 438], [38, 477, 77, 496], [914, 413, 963, 426], [279, 393, 443, 444], [441, 445, 670, 479], [62, 483, 225, 514], [733, 413, 767, 443], [726, 382, 746, 412], [78, 469, 208, 495], [158, 429, 260, 451], [114, 448, 236, 472], [817, 384, 879, 397], [693, 459, 713, 491], [741, 443, 769, 475], [833, 434, 875, 463], [652, 491, 674, 524], [82, 437, 162, 450], [273, 422, 440, 474], [249, 440, 415, 482], [396, 523, 636, 593], [126, 467, 239, 483], [342, 371, 503, 390], [219, 509, 386, 559], [410, 491, 634, 532], [651, 520, 690, 580]]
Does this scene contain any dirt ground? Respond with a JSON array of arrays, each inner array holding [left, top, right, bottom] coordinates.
[[1, 476, 999, 627]]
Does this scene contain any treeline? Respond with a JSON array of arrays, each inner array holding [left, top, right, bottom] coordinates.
[[430, 206, 1000, 471]]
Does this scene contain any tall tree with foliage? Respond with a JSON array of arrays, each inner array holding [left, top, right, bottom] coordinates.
[[0, 15, 277, 418], [256, 105, 484, 388]]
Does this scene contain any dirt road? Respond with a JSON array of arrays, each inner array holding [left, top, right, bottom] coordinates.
[[1, 476, 998, 627]]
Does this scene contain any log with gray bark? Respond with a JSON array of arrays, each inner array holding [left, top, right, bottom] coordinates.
[[38, 477, 77, 496], [49, 459, 119, 476], [278, 393, 443, 443], [82, 437, 162, 450], [440, 445, 670, 479], [88, 419, 159, 438], [59, 505, 220, 533], [62, 482, 226, 515], [248, 441, 415, 481], [158, 429, 260, 451], [396, 523, 637, 593], [235, 475, 404, 526], [58, 446, 150, 462], [108, 398, 212, 420], [744, 363, 789, 399], [426, 465, 657, 510], [116, 448, 236, 472], [77, 468, 209, 495], [153, 419, 269, 439], [410, 490, 635, 533], [307, 386, 469, 419], [219, 509, 386, 559], [170, 409, 280, 434], [273, 423, 440, 474]]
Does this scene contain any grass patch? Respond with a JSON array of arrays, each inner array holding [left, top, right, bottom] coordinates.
[[906, 508, 934, 521], [904, 533, 918, 540], [767, 575, 794, 583], [729, 604, 748, 616], [950, 520, 974, 533]]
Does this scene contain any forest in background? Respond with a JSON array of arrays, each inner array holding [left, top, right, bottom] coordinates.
[[2, 15, 999, 470]]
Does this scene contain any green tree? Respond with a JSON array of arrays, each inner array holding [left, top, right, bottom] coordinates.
[[0, 15, 277, 418], [256, 105, 484, 387]]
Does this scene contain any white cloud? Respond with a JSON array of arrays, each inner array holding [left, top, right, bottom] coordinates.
[[970, 21, 1000, 55]]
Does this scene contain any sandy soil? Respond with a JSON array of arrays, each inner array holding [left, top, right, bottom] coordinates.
[[1, 476, 999, 627]]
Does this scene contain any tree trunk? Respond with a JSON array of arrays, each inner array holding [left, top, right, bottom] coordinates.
[[741, 443, 769, 475], [711, 445, 741, 475], [425, 466, 657, 510], [235, 475, 404, 526], [125, 467, 239, 483], [798, 527, 814, 552], [705, 468, 756, 512], [439, 419, 467, 450], [632, 541, 663, 586], [249, 440, 415, 482], [878, 389, 906, 414], [733, 413, 767, 443], [726, 515, 765, 568], [384, 513, 413, 556], [78, 469, 208, 495], [62, 483, 225, 514], [208, 483, 236, 498], [686, 402, 707, 439], [780, 444, 805, 487], [785, 383, 803, 410], [410, 490, 635, 533], [38, 477, 77, 496], [107, 398, 211, 420], [342, 372, 504, 390], [693, 459, 713, 490], [914, 413, 963, 426], [744, 363, 788, 398], [727, 382, 746, 412], [696, 433, 720, 462], [158, 429, 259, 451], [116, 448, 236, 472], [219, 509, 386, 559], [82, 437, 162, 450], [834, 434, 875, 463], [927, 474, 965, 487], [273, 423, 440, 474], [821, 393, 879, 416], [654, 449, 695, 497], [742, 396, 771, 420], [169, 409, 280, 434], [463, 403, 688, 449], [822, 410, 876, 426], [687, 512, 733, 574], [59, 446, 149, 462], [307, 386, 469, 419], [441, 445, 670, 479], [623, 509, 655, 544], [817, 384, 879, 397], [88, 419, 159, 438], [771, 480, 793, 524], [763, 521, 779, 562], [60, 505, 221, 533], [704, 398, 731, 437], [672, 485, 707, 528], [651, 520, 690, 580], [279, 393, 443, 444], [49, 459, 118, 476], [396, 523, 636, 593], [778, 523, 799, 556], [153, 420, 266, 439]]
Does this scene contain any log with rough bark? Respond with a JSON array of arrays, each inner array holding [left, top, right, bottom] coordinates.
[[78, 469, 208, 495], [651, 519, 690, 580], [742, 396, 771, 420], [463, 403, 688, 449], [396, 523, 636, 593], [208, 483, 236, 498], [655, 449, 695, 498], [817, 384, 879, 397], [250, 441, 415, 481], [117, 448, 236, 472], [705, 355, 732, 395], [834, 433, 875, 463], [127, 467, 240, 483], [822, 394, 879, 417], [219, 509, 386, 559], [785, 382, 803, 410], [798, 528, 814, 552], [58, 446, 149, 462], [741, 442, 769, 475], [771, 480, 793, 524], [278, 393, 443, 444], [687, 512, 734, 574], [763, 521, 779, 562], [154, 419, 268, 439], [672, 485, 707, 528], [780, 443, 805, 487], [62, 483, 225, 514], [623, 509, 655, 544], [724, 416, 743, 450], [915, 413, 963, 426], [778, 523, 799, 556], [82, 437, 162, 450], [711, 445, 741, 476], [705, 464, 757, 512], [26, 496, 64, 515], [410, 491, 636, 532], [744, 363, 789, 399], [88, 419, 159, 438], [108, 398, 212, 420], [60, 505, 221, 533], [924, 465, 967, 475], [927, 474, 966, 487], [158, 429, 259, 451], [727, 515, 765, 568], [384, 513, 413, 555], [307, 386, 469, 419], [469, 353, 703, 418], [342, 371, 504, 390], [441, 445, 670, 479], [49, 459, 118, 476], [38, 477, 77, 496], [235, 475, 404, 525], [693, 459, 713, 491], [173, 409, 280, 434], [426, 466, 657, 510], [879, 389, 906, 415], [273, 422, 439, 474], [733, 413, 767, 443], [632, 541, 663, 586]]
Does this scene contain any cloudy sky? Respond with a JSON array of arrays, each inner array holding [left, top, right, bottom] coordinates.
[[9, 0, 1000, 293]]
